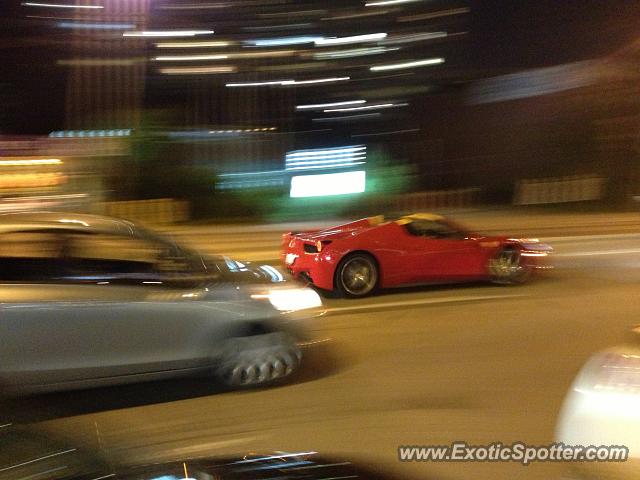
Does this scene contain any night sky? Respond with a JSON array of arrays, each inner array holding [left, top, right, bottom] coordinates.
[[2, 0, 640, 134], [471, 0, 640, 69]]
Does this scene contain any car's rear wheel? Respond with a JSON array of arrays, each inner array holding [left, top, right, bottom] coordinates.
[[489, 247, 531, 284], [215, 333, 302, 388], [335, 253, 378, 298]]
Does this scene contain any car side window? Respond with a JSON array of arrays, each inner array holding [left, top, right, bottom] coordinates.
[[404, 220, 463, 239], [0, 228, 202, 285], [63, 232, 185, 281], [0, 230, 67, 282]]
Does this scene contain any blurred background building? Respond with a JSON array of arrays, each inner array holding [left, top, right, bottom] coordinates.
[[1, 0, 639, 220]]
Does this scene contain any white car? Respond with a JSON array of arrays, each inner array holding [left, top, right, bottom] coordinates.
[[556, 327, 640, 479]]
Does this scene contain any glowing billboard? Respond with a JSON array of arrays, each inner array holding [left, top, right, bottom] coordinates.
[[290, 170, 366, 198]]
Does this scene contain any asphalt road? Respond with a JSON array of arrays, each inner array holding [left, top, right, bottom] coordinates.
[[5, 231, 640, 480]]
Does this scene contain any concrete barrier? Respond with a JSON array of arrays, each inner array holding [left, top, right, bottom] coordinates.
[[394, 188, 481, 212], [97, 198, 190, 224], [514, 175, 605, 205]]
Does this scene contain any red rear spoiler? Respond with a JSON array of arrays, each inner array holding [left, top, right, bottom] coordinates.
[[282, 217, 380, 242]]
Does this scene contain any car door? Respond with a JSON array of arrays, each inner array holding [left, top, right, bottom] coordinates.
[[0, 228, 230, 389], [400, 219, 481, 281]]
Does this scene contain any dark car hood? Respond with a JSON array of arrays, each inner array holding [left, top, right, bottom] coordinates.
[[0, 427, 411, 480], [119, 453, 403, 479]]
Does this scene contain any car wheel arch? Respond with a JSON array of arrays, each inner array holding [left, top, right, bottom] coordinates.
[[488, 243, 531, 284], [211, 321, 302, 387], [333, 250, 382, 291]]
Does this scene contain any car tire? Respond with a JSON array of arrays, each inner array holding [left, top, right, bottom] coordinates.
[[489, 246, 531, 285], [335, 252, 379, 298], [214, 332, 302, 388]]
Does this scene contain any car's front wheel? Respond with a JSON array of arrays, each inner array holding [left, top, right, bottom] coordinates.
[[335, 253, 378, 298], [214, 333, 302, 388], [489, 247, 531, 284]]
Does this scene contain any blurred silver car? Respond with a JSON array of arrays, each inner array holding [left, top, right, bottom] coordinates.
[[0, 212, 322, 394]]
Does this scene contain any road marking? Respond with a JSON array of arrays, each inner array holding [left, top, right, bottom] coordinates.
[[556, 248, 640, 257], [325, 294, 525, 313]]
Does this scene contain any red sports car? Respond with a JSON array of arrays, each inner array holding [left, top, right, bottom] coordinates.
[[281, 213, 553, 297]]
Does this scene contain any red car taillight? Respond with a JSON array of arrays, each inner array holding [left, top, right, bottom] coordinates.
[[316, 240, 332, 253]]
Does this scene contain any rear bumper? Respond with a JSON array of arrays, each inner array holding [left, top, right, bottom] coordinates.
[[281, 251, 336, 291]]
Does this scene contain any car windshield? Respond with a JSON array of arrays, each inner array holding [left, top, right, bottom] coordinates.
[[403, 218, 467, 239], [134, 226, 203, 265]]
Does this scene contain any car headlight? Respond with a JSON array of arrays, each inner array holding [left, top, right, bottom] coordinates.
[[251, 287, 323, 312]]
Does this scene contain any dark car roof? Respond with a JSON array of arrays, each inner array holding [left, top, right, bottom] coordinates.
[[0, 212, 137, 235]]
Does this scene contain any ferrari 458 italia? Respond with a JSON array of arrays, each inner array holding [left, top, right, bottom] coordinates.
[[282, 213, 552, 297]]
